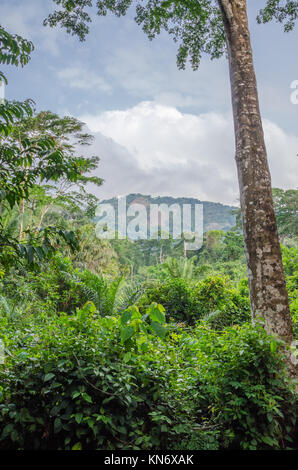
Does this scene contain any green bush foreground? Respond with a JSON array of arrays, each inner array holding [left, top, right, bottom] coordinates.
[[0, 301, 297, 450]]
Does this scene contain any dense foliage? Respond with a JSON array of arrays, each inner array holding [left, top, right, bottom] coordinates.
[[0, 14, 297, 450], [138, 276, 250, 327], [0, 303, 297, 450], [0, 238, 297, 449], [0, 160, 297, 450]]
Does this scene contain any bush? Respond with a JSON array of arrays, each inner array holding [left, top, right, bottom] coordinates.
[[0, 254, 136, 318], [0, 304, 296, 450], [165, 324, 297, 450], [282, 246, 298, 337], [199, 278, 250, 329], [0, 255, 85, 317], [138, 278, 194, 323], [138, 276, 250, 327], [195, 325, 297, 449], [0, 302, 170, 450]]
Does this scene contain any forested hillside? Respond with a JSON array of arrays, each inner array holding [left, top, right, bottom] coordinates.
[[101, 194, 237, 233]]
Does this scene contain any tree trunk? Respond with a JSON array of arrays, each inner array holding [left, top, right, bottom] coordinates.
[[218, 0, 293, 344], [159, 245, 163, 264], [19, 197, 25, 240]]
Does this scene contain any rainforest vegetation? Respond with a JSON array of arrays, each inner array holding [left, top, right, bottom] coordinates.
[[0, 0, 298, 451]]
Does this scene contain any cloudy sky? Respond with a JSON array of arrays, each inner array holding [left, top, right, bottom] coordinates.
[[1, 0, 297, 205]]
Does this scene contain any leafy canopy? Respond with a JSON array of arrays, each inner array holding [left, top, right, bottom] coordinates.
[[272, 188, 298, 239], [257, 0, 298, 32], [0, 24, 34, 85], [0, 27, 93, 270], [45, 1, 298, 69]]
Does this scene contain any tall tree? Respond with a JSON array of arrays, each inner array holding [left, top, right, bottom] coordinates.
[[44, 1, 296, 346], [217, 1, 293, 346], [272, 188, 298, 242], [0, 27, 85, 269], [5, 110, 102, 237]]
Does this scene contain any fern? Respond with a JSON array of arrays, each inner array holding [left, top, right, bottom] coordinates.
[[0, 294, 16, 319], [163, 256, 197, 280]]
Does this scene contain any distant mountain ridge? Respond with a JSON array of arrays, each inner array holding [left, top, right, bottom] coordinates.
[[100, 194, 238, 233]]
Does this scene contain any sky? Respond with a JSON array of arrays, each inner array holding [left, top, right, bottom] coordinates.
[[1, 0, 297, 205]]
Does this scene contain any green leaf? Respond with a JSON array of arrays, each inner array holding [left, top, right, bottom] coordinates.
[[75, 413, 83, 424], [121, 326, 134, 343], [120, 309, 132, 326], [150, 322, 166, 339], [44, 372, 55, 382], [123, 352, 132, 362], [2, 423, 14, 437], [82, 392, 92, 403], [72, 442, 82, 450], [148, 303, 166, 324], [262, 436, 276, 446], [54, 418, 62, 433], [131, 305, 141, 320], [270, 341, 277, 353]]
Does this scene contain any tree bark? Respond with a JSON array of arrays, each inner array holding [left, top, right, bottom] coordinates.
[[218, 0, 293, 345], [19, 197, 25, 240]]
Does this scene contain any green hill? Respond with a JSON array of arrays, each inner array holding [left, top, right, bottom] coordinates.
[[100, 194, 238, 233]]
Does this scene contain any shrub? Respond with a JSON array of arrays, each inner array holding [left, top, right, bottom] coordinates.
[[0, 254, 141, 319], [202, 325, 297, 449], [282, 246, 298, 337], [138, 278, 194, 323], [165, 324, 298, 450], [199, 278, 250, 329], [139, 276, 250, 327], [0, 305, 296, 450], [0, 302, 173, 450]]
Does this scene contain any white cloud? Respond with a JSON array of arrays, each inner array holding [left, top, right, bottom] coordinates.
[[57, 67, 112, 93], [79, 101, 297, 205], [263, 119, 298, 189]]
